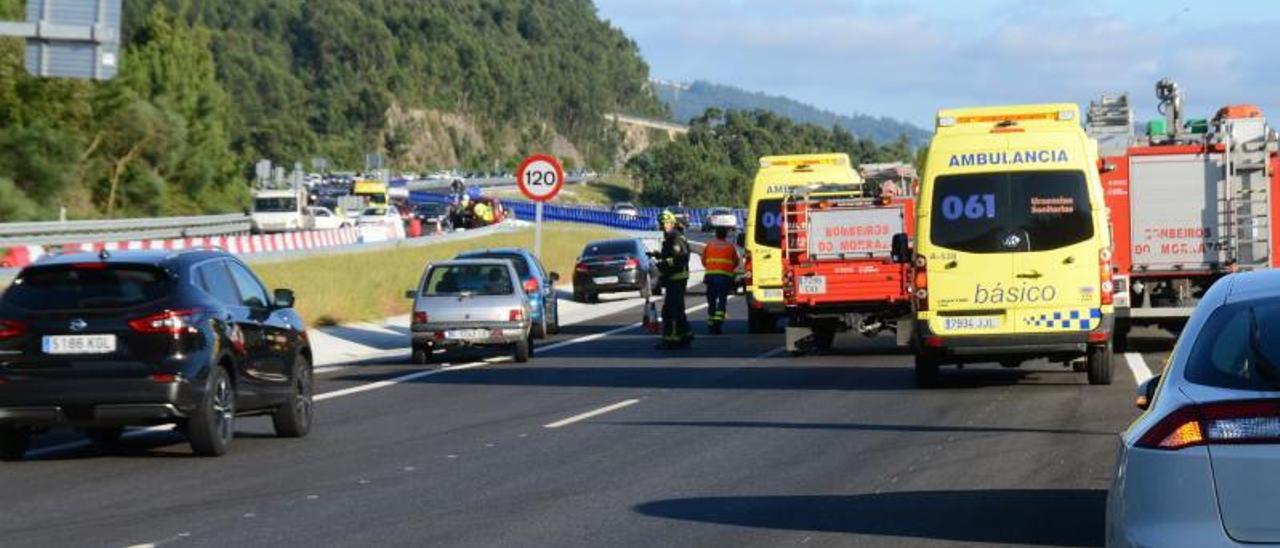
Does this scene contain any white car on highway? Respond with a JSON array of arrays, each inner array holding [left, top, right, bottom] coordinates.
[[304, 206, 349, 230], [1108, 269, 1280, 547], [356, 206, 401, 228]]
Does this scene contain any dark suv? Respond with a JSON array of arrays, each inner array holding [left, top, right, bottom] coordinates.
[[0, 249, 313, 460]]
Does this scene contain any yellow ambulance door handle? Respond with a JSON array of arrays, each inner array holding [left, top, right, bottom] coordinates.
[[1016, 270, 1043, 279], [1062, 255, 1076, 265]]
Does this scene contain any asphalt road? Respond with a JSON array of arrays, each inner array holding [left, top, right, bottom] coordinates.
[[0, 288, 1167, 548]]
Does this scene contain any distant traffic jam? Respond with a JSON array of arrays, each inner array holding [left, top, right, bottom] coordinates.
[[2, 77, 1279, 548]]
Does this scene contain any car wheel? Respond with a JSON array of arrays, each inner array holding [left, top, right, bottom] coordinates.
[[273, 354, 314, 438], [1087, 342, 1114, 385], [85, 427, 124, 447], [532, 317, 547, 339], [586, 292, 599, 303], [514, 338, 531, 363], [412, 344, 433, 365], [188, 366, 235, 457], [547, 299, 561, 335], [914, 355, 940, 388], [0, 427, 31, 461]]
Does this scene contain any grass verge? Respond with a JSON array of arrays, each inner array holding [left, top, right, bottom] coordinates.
[[252, 223, 624, 327]]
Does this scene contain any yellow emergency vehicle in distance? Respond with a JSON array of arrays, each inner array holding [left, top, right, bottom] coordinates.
[[900, 103, 1115, 387], [744, 153, 862, 333], [353, 178, 389, 209]]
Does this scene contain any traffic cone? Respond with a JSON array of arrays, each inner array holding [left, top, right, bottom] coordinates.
[[643, 301, 660, 334]]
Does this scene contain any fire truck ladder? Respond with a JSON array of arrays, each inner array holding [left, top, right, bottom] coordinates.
[[1220, 118, 1275, 269]]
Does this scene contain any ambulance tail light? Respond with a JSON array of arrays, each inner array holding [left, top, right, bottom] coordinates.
[[743, 252, 753, 286], [1099, 247, 1114, 306], [911, 255, 928, 312]]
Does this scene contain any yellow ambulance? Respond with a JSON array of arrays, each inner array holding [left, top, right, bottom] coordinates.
[[900, 104, 1114, 386], [744, 153, 862, 332]]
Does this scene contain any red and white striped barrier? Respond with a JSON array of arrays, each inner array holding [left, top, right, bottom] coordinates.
[[1, 228, 369, 269]]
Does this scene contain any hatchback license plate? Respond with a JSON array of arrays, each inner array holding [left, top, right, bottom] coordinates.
[[594, 276, 619, 284], [444, 328, 490, 340], [43, 335, 117, 355], [798, 276, 827, 295], [942, 317, 1001, 330]]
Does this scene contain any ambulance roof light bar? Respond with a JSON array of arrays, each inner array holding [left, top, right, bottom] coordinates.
[[937, 106, 1077, 128]]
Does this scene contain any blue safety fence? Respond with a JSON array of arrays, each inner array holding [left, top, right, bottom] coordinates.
[[409, 191, 659, 231]]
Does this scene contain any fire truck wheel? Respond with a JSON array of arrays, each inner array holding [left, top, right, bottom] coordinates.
[[1087, 342, 1114, 385], [914, 355, 940, 388], [812, 327, 835, 351]]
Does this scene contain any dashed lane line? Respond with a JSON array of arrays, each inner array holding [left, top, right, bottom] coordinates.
[[543, 399, 641, 429]]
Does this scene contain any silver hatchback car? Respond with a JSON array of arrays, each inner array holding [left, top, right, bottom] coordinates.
[[1108, 270, 1280, 547], [407, 259, 533, 365]]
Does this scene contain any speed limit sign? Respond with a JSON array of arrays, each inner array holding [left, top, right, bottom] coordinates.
[[516, 154, 565, 202]]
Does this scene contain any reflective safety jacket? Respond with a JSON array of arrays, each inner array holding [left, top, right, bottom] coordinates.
[[702, 238, 739, 278]]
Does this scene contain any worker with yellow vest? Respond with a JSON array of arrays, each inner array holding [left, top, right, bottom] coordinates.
[[701, 224, 740, 334], [472, 200, 494, 227], [651, 210, 692, 349]]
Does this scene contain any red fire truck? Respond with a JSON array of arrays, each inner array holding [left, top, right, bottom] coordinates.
[[1087, 79, 1280, 349], [780, 184, 916, 355]]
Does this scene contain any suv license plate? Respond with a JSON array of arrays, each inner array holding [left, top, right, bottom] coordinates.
[[444, 329, 490, 340], [43, 335, 117, 355], [942, 317, 1001, 330], [594, 276, 618, 284], [798, 276, 827, 295]]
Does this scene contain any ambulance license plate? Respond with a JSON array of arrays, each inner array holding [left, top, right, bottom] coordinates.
[[798, 276, 827, 295], [943, 317, 1001, 330]]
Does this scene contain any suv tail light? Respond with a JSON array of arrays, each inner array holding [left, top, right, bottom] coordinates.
[[575, 262, 590, 273], [910, 255, 929, 312], [1099, 247, 1114, 306], [0, 319, 26, 340], [413, 311, 428, 324], [523, 278, 539, 293], [1137, 400, 1280, 451], [128, 309, 200, 335], [623, 258, 639, 270], [509, 309, 524, 321]]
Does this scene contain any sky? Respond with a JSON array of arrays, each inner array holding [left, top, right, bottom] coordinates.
[[594, 0, 1280, 129]]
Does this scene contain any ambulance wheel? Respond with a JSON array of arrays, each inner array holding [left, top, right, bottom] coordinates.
[[1087, 342, 1113, 385], [914, 355, 940, 388], [748, 308, 767, 334]]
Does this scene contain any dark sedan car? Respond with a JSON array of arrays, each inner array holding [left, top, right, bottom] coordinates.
[[0, 249, 313, 460], [412, 202, 453, 231], [572, 239, 661, 302]]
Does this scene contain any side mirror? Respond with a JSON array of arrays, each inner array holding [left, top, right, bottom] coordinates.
[[1135, 375, 1161, 410], [273, 288, 296, 309], [404, 289, 417, 299], [890, 233, 912, 264], [550, 272, 561, 283], [735, 233, 746, 247]]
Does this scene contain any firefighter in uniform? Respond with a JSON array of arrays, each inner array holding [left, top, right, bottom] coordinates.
[[652, 210, 692, 349], [701, 225, 740, 334]]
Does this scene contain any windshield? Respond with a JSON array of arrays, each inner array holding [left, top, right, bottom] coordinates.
[[583, 240, 637, 257], [3, 264, 172, 310], [929, 170, 1093, 253], [417, 204, 446, 215], [1186, 297, 1280, 391], [423, 264, 514, 296], [753, 198, 783, 247], [254, 197, 298, 213]]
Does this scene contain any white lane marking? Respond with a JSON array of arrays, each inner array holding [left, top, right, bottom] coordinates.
[[1124, 352, 1154, 386], [752, 347, 785, 361], [543, 399, 641, 429], [314, 359, 495, 401]]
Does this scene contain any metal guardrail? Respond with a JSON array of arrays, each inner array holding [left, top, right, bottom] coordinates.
[[0, 213, 250, 247]]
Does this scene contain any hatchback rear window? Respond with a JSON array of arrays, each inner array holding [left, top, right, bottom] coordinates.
[[3, 264, 172, 310], [1185, 297, 1280, 391], [459, 253, 530, 278], [423, 264, 514, 296], [583, 241, 637, 257], [929, 170, 1093, 253]]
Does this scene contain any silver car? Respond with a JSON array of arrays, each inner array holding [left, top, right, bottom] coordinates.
[[1108, 269, 1280, 547], [406, 259, 533, 365]]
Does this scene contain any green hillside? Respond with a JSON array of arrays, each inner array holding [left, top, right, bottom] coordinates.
[[653, 80, 929, 146], [0, 0, 662, 221]]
